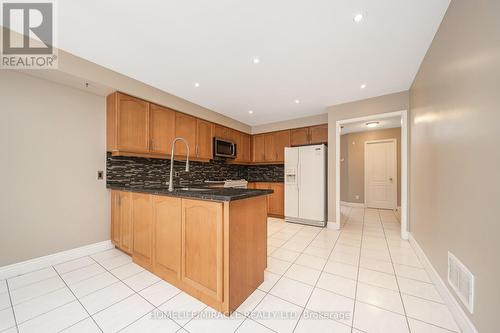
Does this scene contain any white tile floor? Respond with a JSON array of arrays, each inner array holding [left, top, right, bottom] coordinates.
[[0, 206, 461, 333]]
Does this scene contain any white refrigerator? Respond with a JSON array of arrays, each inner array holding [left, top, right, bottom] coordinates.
[[285, 144, 327, 227]]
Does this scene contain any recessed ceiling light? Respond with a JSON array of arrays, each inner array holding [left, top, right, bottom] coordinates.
[[294, 99, 300, 104], [253, 57, 260, 64], [360, 84, 367, 89], [248, 110, 254, 114], [353, 13, 364, 23], [366, 121, 380, 128], [194, 82, 200, 88]]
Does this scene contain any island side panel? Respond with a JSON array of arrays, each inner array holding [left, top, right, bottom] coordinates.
[[228, 195, 268, 312]]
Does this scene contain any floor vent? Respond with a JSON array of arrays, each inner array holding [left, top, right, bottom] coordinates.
[[448, 251, 474, 313]]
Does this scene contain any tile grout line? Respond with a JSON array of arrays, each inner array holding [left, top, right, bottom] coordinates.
[[378, 209, 412, 333], [5, 280, 19, 333], [87, 256, 184, 331], [350, 206, 366, 333], [291, 206, 353, 332], [52, 262, 104, 333]]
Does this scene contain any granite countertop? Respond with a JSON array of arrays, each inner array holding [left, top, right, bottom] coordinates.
[[107, 184, 273, 202]]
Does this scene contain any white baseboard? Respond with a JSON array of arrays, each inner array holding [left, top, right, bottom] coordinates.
[[408, 234, 478, 333], [327, 221, 340, 230], [0, 240, 114, 280], [340, 201, 366, 208]]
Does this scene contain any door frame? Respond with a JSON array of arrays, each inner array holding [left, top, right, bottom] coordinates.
[[364, 138, 398, 210], [335, 110, 409, 240]]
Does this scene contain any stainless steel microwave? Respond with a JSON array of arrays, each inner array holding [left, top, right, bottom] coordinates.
[[213, 137, 236, 159]]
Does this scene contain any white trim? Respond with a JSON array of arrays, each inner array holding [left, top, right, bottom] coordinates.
[[340, 201, 366, 208], [335, 110, 409, 239], [364, 138, 398, 210], [327, 221, 340, 229], [0, 240, 114, 280], [409, 234, 479, 333]]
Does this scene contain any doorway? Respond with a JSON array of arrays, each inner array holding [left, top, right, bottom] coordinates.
[[365, 139, 397, 209], [335, 110, 408, 240]]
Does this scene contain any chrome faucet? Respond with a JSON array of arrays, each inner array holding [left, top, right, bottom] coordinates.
[[168, 137, 190, 192]]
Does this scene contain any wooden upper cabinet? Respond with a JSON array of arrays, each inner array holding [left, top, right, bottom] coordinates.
[[150, 104, 176, 155], [273, 130, 290, 162], [107, 92, 150, 153], [240, 133, 251, 162], [264, 134, 275, 161], [132, 193, 153, 269], [214, 125, 230, 141], [181, 199, 223, 302], [175, 113, 197, 157], [153, 196, 182, 281], [253, 134, 266, 162], [196, 119, 213, 159], [290, 124, 328, 146], [309, 124, 328, 144], [290, 127, 310, 146]]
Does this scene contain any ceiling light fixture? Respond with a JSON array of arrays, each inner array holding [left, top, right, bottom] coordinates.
[[248, 110, 254, 114], [294, 99, 300, 104], [194, 82, 200, 88], [353, 13, 364, 23], [253, 57, 260, 64], [360, 83, 367, 89], [366, 121, 380, 128]]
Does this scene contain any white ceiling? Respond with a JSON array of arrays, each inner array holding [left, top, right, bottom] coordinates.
[[54, 0, 449, 126], [341, 116, 401, 134]]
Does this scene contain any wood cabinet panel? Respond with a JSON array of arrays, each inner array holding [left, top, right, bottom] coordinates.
[[196, 119, 213, 159], [132, 193, 153, 269], [309, 124, 328, 144], [118, 191, 133, 254], [175, 113, 197, 157], [240, 133, 251, 162], [117, 93, 150, 153], [253, 134, 266, 162], [150, 104, 176, 155], [268, 183, 284, 216], [153, 196, 182, 280], [290, 128, 310, 146], [214, 125, 231, 141], [273, 130, 290, 162], [111, 191, 121, 246], [264, 134, 275, 161], [181, 199, 223, 301]]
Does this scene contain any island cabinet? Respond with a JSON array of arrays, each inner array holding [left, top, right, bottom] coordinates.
[[110, 190, 268, 314]]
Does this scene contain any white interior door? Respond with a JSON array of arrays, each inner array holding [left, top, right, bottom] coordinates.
[[365, 139, 397, 209]]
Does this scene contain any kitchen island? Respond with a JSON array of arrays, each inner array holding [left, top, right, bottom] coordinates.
[[108, 185, 272, 314]]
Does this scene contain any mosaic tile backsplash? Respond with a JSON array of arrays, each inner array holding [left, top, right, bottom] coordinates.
[[106, 153, 284, 188]]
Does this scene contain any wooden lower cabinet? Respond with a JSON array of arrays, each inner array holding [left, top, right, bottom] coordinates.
[[181, 199, 224, 302], [153, 196, 182, 281], [110, 190, 267, 314], [132, 193, 153, 269], [250, 182, 284, 217], [111, 191, 133, 254]]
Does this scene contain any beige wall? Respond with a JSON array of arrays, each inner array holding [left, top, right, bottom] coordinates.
[[327, 91, 409, 221], [341, 128, 401, 206], [2, 27, 251, 134], [0, 71, 109, 266], [251, 113, 328, 134], [409, 1, 500, 331]]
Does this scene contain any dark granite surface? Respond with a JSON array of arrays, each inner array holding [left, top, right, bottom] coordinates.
[[107, 184, 273, 202]]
